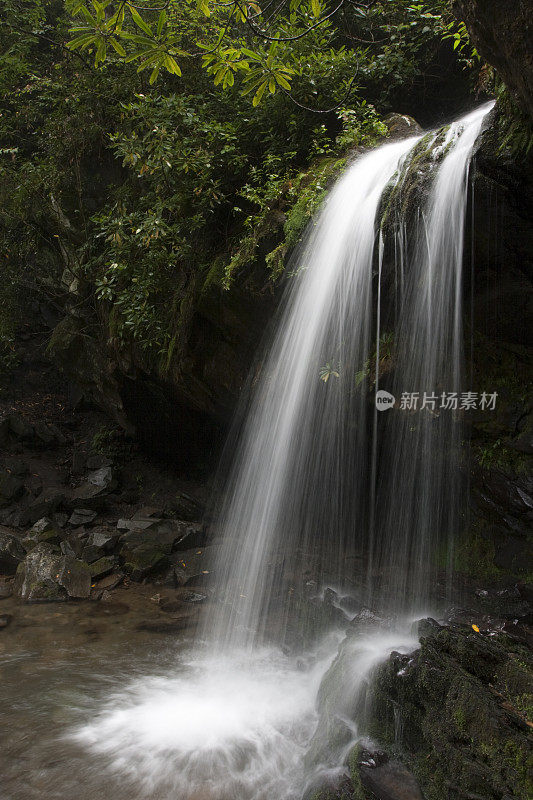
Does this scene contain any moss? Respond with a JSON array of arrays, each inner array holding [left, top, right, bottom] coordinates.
[[347, 745, 367, 800], [365, 626, 533, 800], [224, 155, 348, 287]]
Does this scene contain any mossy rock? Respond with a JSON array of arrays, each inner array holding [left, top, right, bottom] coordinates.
[[366, 624, 533, 800]]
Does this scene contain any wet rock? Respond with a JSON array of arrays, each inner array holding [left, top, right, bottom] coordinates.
[[168, 547, 211, 586], [181, 590, 207, 603], [30, 518, 54, 535], [414, 617, 441, 638], [57, 556, 92, 599], [0, 473, 24, 507], [15, 543, 65, 602], [132, 506, 161, 519], [19, 488, 65, 527], [92, 572, 123, 591], [0, 530, 25, 573], [89, 556, 115, 579], [119, 519, 191, 554], [88, 529, 117, 551], [123, 543, 169, 581], [384, 113, 423, 141], [81, 544, 103, 564], [68, 508, 97, 527], [71, 467, 116, 506], [350, 607, 389, 630], [356, 746, 424, 800], [0, 417, 10, 447], [302, 771, 354, 800], [366, 622, 533, 800], [0, 613, 13, 629], [117, 517, 161, 532], [71, 450, 86, 476], [15, 543, 93, 600], [60, 540, 76, 558], [22, 526, 62, 551]]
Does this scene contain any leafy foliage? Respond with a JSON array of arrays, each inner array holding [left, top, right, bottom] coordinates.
[[0, 0, 488, 374]]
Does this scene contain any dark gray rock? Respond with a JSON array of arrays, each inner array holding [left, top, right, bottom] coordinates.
[[92, 572, 123, 590], [57, 556, 92, 599], [71, 467, 116, 506], [68, 508, 97, 527], [0, 614, 13, 629], [15, 543, 65, 602], [30, 518, 54, 534], [358, 749, 424, 800], [123, 543, 169, 581], [88, 529, 117, 551], [89, 556, 115, 579], [0, 530, 25, 573]]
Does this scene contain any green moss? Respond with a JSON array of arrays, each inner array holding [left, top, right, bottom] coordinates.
[[223, 155, 348, 287]]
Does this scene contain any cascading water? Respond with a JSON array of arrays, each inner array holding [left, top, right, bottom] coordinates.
[[73, 102, 494, 800]]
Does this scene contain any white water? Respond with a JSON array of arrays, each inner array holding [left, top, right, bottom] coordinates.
[[72, 103, 494, 799]]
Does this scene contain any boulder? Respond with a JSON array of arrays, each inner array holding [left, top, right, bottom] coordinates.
[[57, 555, 92, 598], [365, 622, 533, 799], [15, 543, 65, 602], [15, 544, 93, 601], [71, 467, 116, 506]]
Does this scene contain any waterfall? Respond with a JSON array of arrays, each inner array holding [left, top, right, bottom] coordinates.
[[206, 102, 493, 650], [73, 103, 494, 800]]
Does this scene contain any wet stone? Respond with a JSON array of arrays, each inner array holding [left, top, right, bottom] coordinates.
[[0, 613, 13, 629], [68, 509, 97, 527], [89, 557, 115, 579], [57, 556, 92, 599]]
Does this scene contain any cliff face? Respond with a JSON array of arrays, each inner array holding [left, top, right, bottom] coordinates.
[[454, 0, 533, 120]]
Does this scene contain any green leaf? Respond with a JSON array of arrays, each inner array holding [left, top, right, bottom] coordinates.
[[252, 80, 268, 106], [156, 10, 167, 36], [275, 73, 292, 90], [149, 66, 160, 84], [129, 6, 153, 37], [311, 0, 321, 18], [109, 37, 126, 57]]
